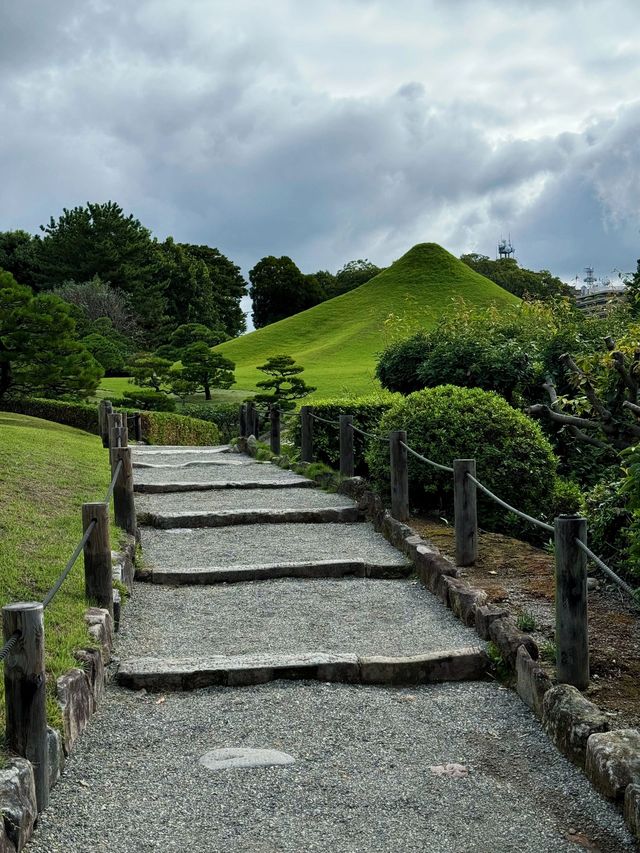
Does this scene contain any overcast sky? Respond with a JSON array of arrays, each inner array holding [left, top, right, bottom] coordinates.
[[2, 0, 639, 294]]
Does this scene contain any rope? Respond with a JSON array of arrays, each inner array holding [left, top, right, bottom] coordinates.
[[466, 474, 554, 533], [0, 631, 21, 664], [575, 539, 639, 604], [104, 460, 123, 505], [42, 520, 97, 609], [309, 413, 340, 427], [400, 441, 454, 473], [349, 424, 389, 443]]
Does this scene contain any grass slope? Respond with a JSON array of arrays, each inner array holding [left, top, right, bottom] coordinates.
[[0, 413, 119, 736], [216, 243, 519, 398]]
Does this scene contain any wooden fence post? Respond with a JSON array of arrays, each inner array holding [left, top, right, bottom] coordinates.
[[111, 446, 137, 536], [3, 602, 49, 812], [340, 415, 354, 478], [133, 412, 142, 442], [389, 430, 409, 521], [82, 502, 114, 619], [240, 404, 247, 438], [246, 402, 256, 437], [555, 515, 589, 689], [108, 412, 123, 450], [300, 406, 313, 462], [453, 459, 478, 566], [101, 401, 113, 448], [270, 408, 281, 455]]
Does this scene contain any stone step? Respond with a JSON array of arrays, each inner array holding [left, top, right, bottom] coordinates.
[[116, 647, 488, 691], [134, 479, 316, 494], [137, 506, 363, 529], [145, 558, 413, 584]]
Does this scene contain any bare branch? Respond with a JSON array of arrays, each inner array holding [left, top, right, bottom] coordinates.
[[623, 400, 640, 420], [559, 352, 613, 421], [567, 426, 612, 450], [542, 378, 559, 406], [527, 404, 601, 431], [611, 350, 638, 400]]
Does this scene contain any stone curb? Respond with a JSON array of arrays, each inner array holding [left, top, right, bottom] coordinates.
[[0, 537, 132, 851], [147, 559, 413, 585], [116, 647, 488, 691]]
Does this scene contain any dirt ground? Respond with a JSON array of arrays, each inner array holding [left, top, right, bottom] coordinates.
[[412, 516, 640, 729]]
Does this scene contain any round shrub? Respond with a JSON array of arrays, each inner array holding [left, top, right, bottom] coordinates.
[[366, 385, 559, 534]]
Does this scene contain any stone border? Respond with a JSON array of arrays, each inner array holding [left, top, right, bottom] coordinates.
[[333, 474, 640, 841], [0, 534, 135, 852]]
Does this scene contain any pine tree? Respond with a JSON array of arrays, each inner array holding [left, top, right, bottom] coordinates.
[[254, 354, 316, 411]]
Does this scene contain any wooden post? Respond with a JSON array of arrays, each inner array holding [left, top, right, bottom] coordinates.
[[108, 412, 123, 450], [270, 408, 281, 455], [555, 515, 589, 689], [389, 430, 409, 521], [3, 602, 49, 812], [134, 413, 142, 442], [240, 404, 247, 438], [300, 406, 313, 462], [340, 415, 354, 478], [82, 502, 113, 619], [98, 401, 107, 441], [453, 459, 478, 566], [111, 447, 137, 536], [120, 416, 129, 447], [246, 402, 256, 437], [101, 401, 113, 448]]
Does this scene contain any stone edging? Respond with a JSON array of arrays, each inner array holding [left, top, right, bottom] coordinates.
[[0, 535, 135, 853], [334, 474, 640, 842]]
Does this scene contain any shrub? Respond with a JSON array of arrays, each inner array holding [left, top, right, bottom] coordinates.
[[585, 468, 632, 572], [290, 392, 399, 473], [179, 402, 239, 442], [0, 397, 100, 433], [139, 411, 219, 446], [114, 390, 176, 412], [365, 386, 558, 535]]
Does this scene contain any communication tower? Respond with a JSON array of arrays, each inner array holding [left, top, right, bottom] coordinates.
[[584, 266, 596, 287], [497, 234, 514, 260]]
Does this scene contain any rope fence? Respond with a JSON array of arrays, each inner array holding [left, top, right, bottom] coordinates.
[[400, 441, 453, 473], [351, 423, 390, 444], [466, 473, 554, 534]]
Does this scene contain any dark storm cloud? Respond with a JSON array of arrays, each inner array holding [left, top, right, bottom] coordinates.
[[1, 0, 639, 283]]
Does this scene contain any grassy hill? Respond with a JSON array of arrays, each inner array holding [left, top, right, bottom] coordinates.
[[216, 243, 519, 398], [0, 413, 119, 735]]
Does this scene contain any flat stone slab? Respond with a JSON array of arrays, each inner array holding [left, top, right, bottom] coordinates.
[[135, 479, 316, 493], [132, 445, 230, 455], [116, 578, 477, 660], [149, 559, 412, 584], [134, 462, 312, 490], [200, 748, 296, 770], [116, 649, 486, 690], [28, 682, 636, 852], [139, 522, 410, 573], [138, 506, 362, 529], [135, 487, 358, 515]]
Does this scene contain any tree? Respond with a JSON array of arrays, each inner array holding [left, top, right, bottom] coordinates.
[[127, 353, 173, 392], [53, 277, 140, 341], [0, 270, 102, 399], [460, 254, 571, 301], [254, 354, 316, 411], [0, 230, 42, 290], [249, 256, 322, 328], [178, 243, 247, 337], [333, 259, 382, 296], [38, 201, 167, 343], [178, 343, 235, 400], [81, 333, 127, 375], [156, 238, 220, 333]]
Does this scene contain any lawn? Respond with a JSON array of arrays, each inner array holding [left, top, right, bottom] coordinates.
[[215, 243, 519, 399], [96, 377, 249, 404], [0, 413, 121, 737]]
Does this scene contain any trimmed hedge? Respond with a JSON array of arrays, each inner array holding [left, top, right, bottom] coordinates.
[[290, 393, 399, 473], [366, 385, 560, 536], [178, 402, 239, 442], [0, 397, 220, 446]]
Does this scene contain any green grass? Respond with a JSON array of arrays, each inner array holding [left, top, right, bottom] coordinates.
[[0, 413, 121, 737], [96, 377, 248, 404], [215, 243, 519, 398]]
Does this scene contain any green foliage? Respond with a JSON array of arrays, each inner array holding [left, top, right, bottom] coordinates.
[[486, 642, 510, 680], [289, 392, 399, 471], [550, 477, 585, 518], [0, 270, 103, 400], [0, 230, 42, 289], [539, 641, 557, 664], [217, 243, 519, 398], [81, 332, 127, 375], [138, 410, 219, 446], [585, 467, 632, 571], [156, 238, 220, 333], [170, 323, 228, 349], [516, 611, 537, 632], [116, 390, 176, 412], [460, 254, 571, 301], [178, 343, 235, 401], [178, 402, 238, 442], [176, 243, 246, 337], [127, 353, 173, 392], [254, 354, 316, 411], [249, 255, 324, 328], [53, 277, 140, 342], [366, 386, 558, 536], [334, 259, 382, 295], [0, 396, 100, 433]]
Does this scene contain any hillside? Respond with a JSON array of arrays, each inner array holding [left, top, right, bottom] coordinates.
[[216, 243, 519, 398]]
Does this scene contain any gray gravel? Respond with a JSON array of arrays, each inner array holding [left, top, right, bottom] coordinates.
[[26, 681, 636, 853], [135, 488, 357, 515], [134, 463, 309, 486], [132, 445, 230, 455], [117, 578, 480, 659], [140, 523, 409, 569]]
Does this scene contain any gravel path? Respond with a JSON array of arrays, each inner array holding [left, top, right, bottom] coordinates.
[[139, 523, 410, 569], [134, 463, 310, 486], [26, 681, 635, 853], [117, 578, 479, 659], [135, 488, 357, 514]]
